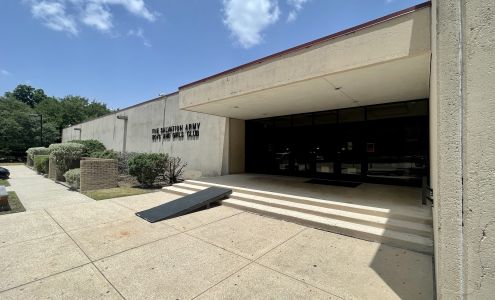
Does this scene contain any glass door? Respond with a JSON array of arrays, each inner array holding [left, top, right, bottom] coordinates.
[[334, 108, 365, 181]]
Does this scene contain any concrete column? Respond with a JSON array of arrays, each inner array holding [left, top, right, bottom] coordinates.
[[228, 118, 245, 174], [431, 0, 495, 298]]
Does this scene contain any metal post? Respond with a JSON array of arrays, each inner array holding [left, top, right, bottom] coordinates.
[[40, 114, 43, 146]]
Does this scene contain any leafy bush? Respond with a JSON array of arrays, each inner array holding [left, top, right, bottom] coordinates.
[[26, 147, 50, 166], [33, 155, 49, 174], [49, 143, 85, 176], [90, 150, 118, 159], [68, 139, 106, 157], [63, 168, 80, 190], [117, 152, 140, 175], [128, 153, 168, 187], [165, 157, 188, 184]]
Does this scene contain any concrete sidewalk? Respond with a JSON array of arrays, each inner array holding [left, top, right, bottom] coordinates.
[[0, 166, 434, 299], [6, 165, 92, 210]]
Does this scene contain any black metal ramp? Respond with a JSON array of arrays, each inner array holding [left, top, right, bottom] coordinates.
[[136, 186, 232, 223]]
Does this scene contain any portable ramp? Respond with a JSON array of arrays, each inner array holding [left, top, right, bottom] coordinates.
[[136, 186, 232, 223]]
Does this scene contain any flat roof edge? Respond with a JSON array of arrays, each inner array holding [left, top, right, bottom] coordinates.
[[179, 1, 431, 90], [65, 91, 179, 129]]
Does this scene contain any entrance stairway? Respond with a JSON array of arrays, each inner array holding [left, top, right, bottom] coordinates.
[[163, 180, 433, 254]]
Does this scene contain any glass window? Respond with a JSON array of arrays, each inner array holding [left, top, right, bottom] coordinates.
[[367, 100, 427, 120], [273, 116, 291, 128], [292, 114, 313, 127], [314, 111, 337, 125], [339, 108, 365, 123]]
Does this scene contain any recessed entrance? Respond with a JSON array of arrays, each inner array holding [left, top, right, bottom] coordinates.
[[245, 100, 428, 186]]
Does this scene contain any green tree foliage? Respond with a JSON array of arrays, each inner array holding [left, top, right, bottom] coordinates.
[[0, 97, 56, 158], [1, 85, 111, 160], [4, 84, 48, 107], [36, 95, 110, 131]]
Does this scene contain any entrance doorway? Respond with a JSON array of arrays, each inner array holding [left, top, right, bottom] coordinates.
[[245, 100, 428, 186]]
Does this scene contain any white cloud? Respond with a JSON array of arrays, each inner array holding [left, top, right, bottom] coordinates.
[[1, 69, 11, 76], [99, 0, 156, 22], [30, 0, 79, 35], [27, 0, 156, 34], [286, 0, 308, 22], [81, 2, 113, 31], [222, 0, 280, 48], [128, 27, 151, 47]]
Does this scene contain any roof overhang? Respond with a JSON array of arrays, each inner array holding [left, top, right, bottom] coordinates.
[[179, 3, 431, 120]]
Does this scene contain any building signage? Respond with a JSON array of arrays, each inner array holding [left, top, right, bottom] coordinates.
[[152, 122, 200, 142]]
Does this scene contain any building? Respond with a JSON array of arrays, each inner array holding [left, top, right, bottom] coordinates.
[[62, 1, 495, 298]]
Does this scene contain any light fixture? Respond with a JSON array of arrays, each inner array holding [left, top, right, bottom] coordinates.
[[117, 115, 128, 120]]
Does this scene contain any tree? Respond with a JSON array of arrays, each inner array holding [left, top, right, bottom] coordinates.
[[0, 85, 111, 161], [4, 84, 48, 107], [0, 97, 39, 158], [35, 97, 64, 129], [35, 96, 109, 131], [59, 95, 110, 127]]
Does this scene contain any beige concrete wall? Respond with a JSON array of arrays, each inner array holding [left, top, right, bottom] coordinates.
[[462, 0, 495, 297], [431, 0, 495, 298], [180, 7, 430, 109], [228, 119, 245, 174], [62, 93, 228, 178]]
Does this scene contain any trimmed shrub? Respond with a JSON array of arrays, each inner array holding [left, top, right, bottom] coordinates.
[[26, 147, 50, 166], [64, 168, 80, 190], [117, 152, 140, 175], [128, 153, 168, 187], [90, 150, 118, 159], [68, 139, 106, 157], [49, 143, 85, 177], [165, 157, 188, 184], [34, 155, 49, 174]]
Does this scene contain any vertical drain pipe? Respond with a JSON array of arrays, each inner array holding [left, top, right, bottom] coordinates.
[[117, 115, 128, 153]]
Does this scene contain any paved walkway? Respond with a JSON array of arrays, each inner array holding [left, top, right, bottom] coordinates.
[[0, 166, 434, 299], [6, 165, 92, 210]]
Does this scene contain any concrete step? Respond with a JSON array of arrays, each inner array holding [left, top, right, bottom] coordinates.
[[170, 182, 432, 238], [223, 199, 433, 254], [163, 181, 433, 254], [176, 181, 432, 225]]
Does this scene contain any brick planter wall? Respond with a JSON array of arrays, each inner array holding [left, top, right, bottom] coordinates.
[[80, 158, 118, 192], [26, 156, 33, 167], [48, 158, 80, 182], [48, 157, 63, 181]]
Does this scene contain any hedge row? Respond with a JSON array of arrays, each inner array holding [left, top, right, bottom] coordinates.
[[27, 140, 187, 188], [33, 155, 49, 174], [26, 147, 50, 166]]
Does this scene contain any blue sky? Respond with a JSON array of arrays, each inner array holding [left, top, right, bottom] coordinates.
[[0, 0, 424, 109]]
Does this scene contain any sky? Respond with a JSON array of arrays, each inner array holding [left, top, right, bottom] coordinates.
[[0, 0, 425, 109]]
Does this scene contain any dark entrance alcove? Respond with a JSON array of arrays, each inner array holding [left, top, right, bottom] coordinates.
[[245, 99, 429, 186]]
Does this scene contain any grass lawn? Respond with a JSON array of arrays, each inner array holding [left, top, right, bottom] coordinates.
[[0, 192, 26, 215], [83, 187, 155, 201], [0, 179, 10, 186]]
